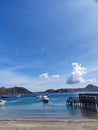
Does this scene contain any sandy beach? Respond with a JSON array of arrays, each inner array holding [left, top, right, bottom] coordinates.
[[0, 119, 98, 130]]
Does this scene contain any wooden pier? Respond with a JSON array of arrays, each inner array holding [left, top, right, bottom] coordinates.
[[66, 93, 98, 110]]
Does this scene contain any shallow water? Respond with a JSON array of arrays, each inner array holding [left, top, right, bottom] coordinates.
[[0, 92, 98, 119]]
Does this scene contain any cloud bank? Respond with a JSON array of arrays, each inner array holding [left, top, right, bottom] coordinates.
[[66, 62, 87, 84], [39, 73, 49, 79], [39, 73, 60, 79], [51, 74, 60, 78], [87, 78, 96, 83]]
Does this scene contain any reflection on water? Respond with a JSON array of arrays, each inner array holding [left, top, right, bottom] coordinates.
[[66, 102, 98, 119]]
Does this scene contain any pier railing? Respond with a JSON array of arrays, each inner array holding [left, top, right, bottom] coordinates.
[[66, 93, 98, 109]]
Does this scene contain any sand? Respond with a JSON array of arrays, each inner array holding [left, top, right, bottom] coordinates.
[[0, 119, 98, 130]]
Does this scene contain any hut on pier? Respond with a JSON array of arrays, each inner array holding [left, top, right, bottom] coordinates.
[[66, 93, 98, 107], [79, 93, 98, 105]]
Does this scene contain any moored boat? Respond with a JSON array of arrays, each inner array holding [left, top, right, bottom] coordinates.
[[42, 95, 49, 103], [36, 95, 43, 99], [16, 94, 21, 98], [1, 95, 7, 98], [0, 100, 6, 105]]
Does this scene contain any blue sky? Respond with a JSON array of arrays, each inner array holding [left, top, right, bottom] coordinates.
[[0, 0, 98, 91]]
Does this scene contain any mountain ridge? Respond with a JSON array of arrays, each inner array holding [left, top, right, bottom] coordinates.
[[44, 84, 98, 93], [0, 84, 98, 95], [0, 86, 32, 95]]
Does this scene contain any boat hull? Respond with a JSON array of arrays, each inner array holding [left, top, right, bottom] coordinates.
[[0, 100, 6, 105]]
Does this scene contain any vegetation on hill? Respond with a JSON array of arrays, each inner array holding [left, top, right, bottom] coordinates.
[[45, 84, 98, 93], [0, 87, 32, 95]]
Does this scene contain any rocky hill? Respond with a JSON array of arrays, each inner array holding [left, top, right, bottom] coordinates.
[[45, 84, 98, 93], [0, 87, 32, 95], [0, 84, 98, 95]]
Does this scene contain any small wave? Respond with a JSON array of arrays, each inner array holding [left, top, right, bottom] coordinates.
[[7, 100, 19, 103]]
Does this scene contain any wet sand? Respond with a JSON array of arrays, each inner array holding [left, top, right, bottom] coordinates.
[[0, 119, 98, 130]]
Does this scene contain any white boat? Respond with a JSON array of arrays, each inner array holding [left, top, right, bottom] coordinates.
[[36, 95, 43, 99], [42, 95, 49, 103], [0, 100, 6, 105], [16, 94, 21, 98]]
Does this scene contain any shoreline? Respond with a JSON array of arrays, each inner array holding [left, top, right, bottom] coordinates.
[[0, 118, 98, 130], [0, 118, 98, 121]]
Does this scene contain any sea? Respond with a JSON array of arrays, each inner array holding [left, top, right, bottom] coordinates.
[[0, 92, 98, 119]]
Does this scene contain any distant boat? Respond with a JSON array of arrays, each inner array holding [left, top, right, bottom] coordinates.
[[0, 100, 6, 105], [42, 95, 49, 103], [1, 95, 7, 98], [36, 95, 43, 99], [16, 94, 21, 98]]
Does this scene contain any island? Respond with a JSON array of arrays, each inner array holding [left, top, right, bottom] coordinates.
[[44, 84, 98, 93], [0, 84, 98, 95], [0, 86, 32, 95]]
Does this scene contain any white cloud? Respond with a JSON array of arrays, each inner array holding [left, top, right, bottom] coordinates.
[[87, 78, 96, 83], [39, 73, 60, 79], [51, 74, 60, 78], [66, 62, 87, 84], [39, 73, 49, 79], [0, 68, 61, 91]]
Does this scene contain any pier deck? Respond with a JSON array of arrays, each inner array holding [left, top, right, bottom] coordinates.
[[66, 93, 98, 110]]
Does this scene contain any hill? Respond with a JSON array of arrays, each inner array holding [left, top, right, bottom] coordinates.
[[45, 84, 98, 93], [0, 87, 32, 95], [0, 84, 98, 95]]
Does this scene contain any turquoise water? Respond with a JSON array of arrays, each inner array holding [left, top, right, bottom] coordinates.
[[0, 92, 98, 119]]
